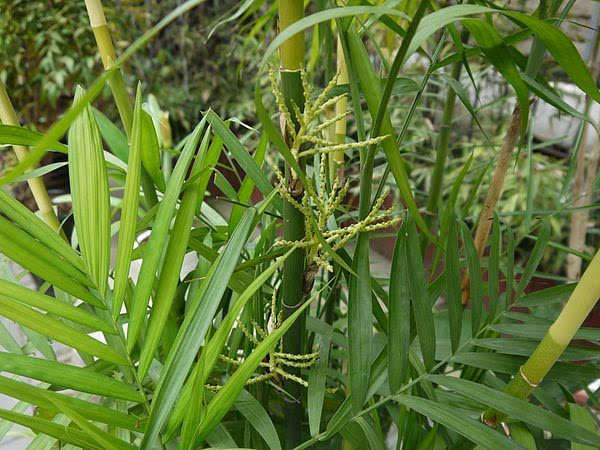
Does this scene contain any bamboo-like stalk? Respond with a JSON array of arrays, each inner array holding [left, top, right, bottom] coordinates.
[[0, 81, 63, 234], [278, 0, 306, 446], [461, 42, 544, 304], [460, 105, 522, 304], [460, 1, 573, 304], [482, 249, 600, 426], [84, 0, 133, 136], [84, 0, 158, 207]]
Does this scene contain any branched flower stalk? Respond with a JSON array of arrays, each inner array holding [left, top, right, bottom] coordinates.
[[482, 249, 600, 426], [270, 68, 398, 274], [0, 81, 63, 234]]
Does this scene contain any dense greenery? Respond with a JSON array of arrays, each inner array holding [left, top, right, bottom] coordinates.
[[0, 0, 598, 449]]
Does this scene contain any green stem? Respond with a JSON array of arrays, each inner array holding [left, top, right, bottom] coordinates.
[[482, 250, 600, 426], [425, 60, 462, 223], [278, 1, 306, 447], [84, 0, 157, 208], [0, 81, 64, 235]]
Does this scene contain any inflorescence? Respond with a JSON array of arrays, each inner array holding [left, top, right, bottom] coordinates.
[[270, 67, 401, 272]]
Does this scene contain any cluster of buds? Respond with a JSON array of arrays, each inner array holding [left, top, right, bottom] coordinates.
[[270, 68, 401, 272]]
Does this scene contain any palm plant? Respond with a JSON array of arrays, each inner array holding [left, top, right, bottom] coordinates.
[[0, 1, 598, 449]]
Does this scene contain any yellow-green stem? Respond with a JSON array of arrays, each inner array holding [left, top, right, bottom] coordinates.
[[482, 249, 600, 426], [84, 0, 133, 136], [332, 35, 348, 181], [0, 81, 63, 234], [84, 0, 158, 207]]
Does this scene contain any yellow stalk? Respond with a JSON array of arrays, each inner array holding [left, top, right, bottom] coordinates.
[[0, 81, 63, 234], [84, 0, 133, 137]]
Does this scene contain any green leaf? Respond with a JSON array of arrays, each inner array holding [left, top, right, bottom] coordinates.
[[517, 283, 576, 307], [193, 295, 314, 445], [489, 323, 600, 341], [137, 128, 212, 379], [0, 189, 85, 272], [446, 215, 462, 354], [0, 354, 143, 402], [68, 86, 111, 297], [521, 74, 600, 137], [406, 214, 435, 370], [0, 408, 103, 449], [503, 11, 600, 104], [348, 233, 373, 412], [127, 117, 206, 351], [113, 83, 144, 319], [142, 208, 256, 448], [508, 423, 536, 450], [0, 294, 126, 365], [433, 152, 473, 270], [0, 68, 114, 186], [437, 73, 490, 144], [44, 393, 136, 449], [93, 108, 129, 162], [460, 221, 483, 335], [407, 5, 493, 58], [0, 375, 140, 431], [452, 352, 599, 383], [461, 18, 529, 138], [0, 124, 68, 153], [141, 109, 166, 191], [388, 222, 410, 391], [308, 332, 331, 437], [392, 394, 523, 449], [260, 6, 411, 67], [164, 245, 292, 437], [205, 111, 276, 203], [472, 338, 600, 361], [514, 221, 550, 299], [234, 389, 282, 450], [0, 217, 102, 308], [355, 417, 387, 450], [488, 213, 501, 320], [569, 403, 598, 450], [10, 162, 68, 183], [346, 26, 433, 242], [429, 375, 600, 447]]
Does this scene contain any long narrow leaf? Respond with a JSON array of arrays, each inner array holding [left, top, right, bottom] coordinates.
[[0, 354, 143, 402], [68, 86, 111, 297], [127, 117, 206, 350], [113, 83, 144, 319]]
